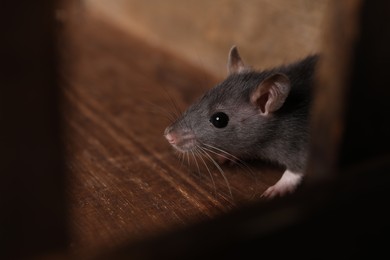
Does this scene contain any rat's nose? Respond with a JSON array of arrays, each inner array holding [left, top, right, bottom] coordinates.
[[164, 127, 176, 145], [165, 132, 176, 145]]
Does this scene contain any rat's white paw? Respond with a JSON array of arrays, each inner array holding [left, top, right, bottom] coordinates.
[[262, 170, 303, 198]]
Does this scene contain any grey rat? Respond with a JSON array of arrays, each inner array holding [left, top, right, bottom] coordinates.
[[164, 46, 318, 198]]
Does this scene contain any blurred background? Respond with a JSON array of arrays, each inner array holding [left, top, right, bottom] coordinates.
[[83, 0, 329, 76]]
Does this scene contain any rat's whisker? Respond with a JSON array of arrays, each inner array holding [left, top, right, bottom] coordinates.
[[138, 99, 177, 124], [195, 146, 217, 195], [161, 86, 182, 119], [146, 107, 176, 123], [202, 143, 240, 162], [177, 151, 185, 169], [202, 144, 256, 179], [186, 152, 191, 167], [191, 151, 201, 179], [201, 146, 232, 163], [198, 146, 233, 199]]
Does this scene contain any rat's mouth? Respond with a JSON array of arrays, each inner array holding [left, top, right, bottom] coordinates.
[[171, 138, 197, 153]]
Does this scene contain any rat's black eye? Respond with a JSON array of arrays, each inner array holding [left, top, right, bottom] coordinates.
[[210, 112, 229, 128]]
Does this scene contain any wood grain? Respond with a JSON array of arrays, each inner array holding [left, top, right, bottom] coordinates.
[[60, 11, 282, 256]]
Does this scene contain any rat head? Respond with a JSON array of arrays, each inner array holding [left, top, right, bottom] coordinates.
[[164, 46, 291, 157]]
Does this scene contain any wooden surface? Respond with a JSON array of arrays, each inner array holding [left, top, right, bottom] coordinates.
[[60, 12, 282, 256]]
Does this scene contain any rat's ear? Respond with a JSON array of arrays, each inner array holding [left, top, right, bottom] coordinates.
[[250, 73, 291, 115], [227, 46, 250, 75]]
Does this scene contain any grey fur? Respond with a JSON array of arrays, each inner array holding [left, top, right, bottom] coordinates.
[[165, 53, 318, 174]]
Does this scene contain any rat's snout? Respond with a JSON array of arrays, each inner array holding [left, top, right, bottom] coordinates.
[[164, 126, 171, 136], [164, 126, 177, 145], [164, 131, 176, 145], [164, 126, 197, 152]]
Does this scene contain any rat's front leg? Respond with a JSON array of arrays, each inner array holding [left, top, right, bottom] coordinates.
[[261, 170, 303, 198]]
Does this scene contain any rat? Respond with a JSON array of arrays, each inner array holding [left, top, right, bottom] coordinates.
[[164, 46, 318, 198]]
